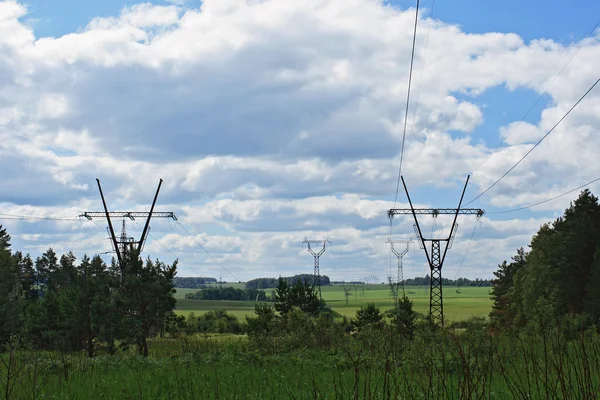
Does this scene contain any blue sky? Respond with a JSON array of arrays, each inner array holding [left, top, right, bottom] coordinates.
[[1, 0, 599, 281], [26, 0, 600, 42]]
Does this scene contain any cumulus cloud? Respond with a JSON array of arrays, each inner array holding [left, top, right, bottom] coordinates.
[[0, 0, 599, 280]]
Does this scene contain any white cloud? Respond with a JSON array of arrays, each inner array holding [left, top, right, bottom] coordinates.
[[0, 0, 599, 280]]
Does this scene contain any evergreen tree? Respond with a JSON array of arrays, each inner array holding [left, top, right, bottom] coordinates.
[[354, 303, 384, 331], [35, 248, 58, 289], [0, 225, 11, 250], [12, 251, 37, 301], [274, 278, 324, 317], [489, 247, 527, 327], [390, 296, 417, 339], [114, 254, 177, 356], [511, 190, 600, 327], [0, 230, 23, 347]]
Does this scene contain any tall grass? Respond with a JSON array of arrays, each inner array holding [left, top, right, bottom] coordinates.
[[2, 324, 600, 399]]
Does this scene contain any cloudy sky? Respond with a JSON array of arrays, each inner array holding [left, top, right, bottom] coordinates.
[[0, 0, 599, 282]]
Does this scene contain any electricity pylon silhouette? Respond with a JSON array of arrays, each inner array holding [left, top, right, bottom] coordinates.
[[388, 175, 484, 326], [387, 239, 412, 301], [302, 238, 330, 298], [80, 179, 176, 276]]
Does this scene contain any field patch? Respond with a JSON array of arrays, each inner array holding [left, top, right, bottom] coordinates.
[[175, 284, 492, 322]]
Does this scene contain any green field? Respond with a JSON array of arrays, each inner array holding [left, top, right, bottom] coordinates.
[[175, 284, 492, 322]]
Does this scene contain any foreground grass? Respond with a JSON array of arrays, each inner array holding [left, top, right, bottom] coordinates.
[[175, 285, 492, 323], [3, 327, 600, 399]]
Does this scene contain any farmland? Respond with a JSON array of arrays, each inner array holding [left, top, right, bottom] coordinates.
[[174, 284, 492, 322]]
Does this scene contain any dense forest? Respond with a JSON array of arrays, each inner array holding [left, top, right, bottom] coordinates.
[[489, 189, 600, 329], [245, 274, 331, 289], [0, 228, 177, 357]]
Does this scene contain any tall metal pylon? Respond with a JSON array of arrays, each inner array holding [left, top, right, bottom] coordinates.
[[388, 175, 484, 326], [302, 238, 330, 298], [387, 239, 412, 301], [80, 179, 177, 275]]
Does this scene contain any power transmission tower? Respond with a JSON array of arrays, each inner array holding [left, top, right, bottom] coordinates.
[[80, 179, 177, 275], [386, 239, 412, 301], [302, 238, 330, 298], [388, 175, 483, 326]]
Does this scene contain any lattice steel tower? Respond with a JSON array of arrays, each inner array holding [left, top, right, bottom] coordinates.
[[302, 238, 330, 298], [387, 239, 412, 301], [80, 179, 177, 275], [388, 175, 483, 326]]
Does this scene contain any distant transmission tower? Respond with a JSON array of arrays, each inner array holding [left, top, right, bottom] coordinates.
[[386, 239, 412, 301], [302, 238, 330, 298], [80, 179, 177, 276], [388, 175, 483, 326]]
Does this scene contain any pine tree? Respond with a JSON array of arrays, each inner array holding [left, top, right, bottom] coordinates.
[[0, 226, 25, 347], [0, 225, 11, 251], [115, 254, 177, 356], [391, 295, 417, 339], [489, 247, 527, 327], [12, 251, 37, 301]]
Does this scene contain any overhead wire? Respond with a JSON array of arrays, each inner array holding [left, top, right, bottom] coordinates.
[[393, 0, 421, 208], [0, 212, 79, 221], [0, 122, 78, 156], [453, 219, 480, 280], [175, 220, 240, 282], [470, 18, 600, 177], [464, 77, 600, 206], [405, 0, 436, 160], [487, 176, 600, 214], [131, 219, 208, 277]]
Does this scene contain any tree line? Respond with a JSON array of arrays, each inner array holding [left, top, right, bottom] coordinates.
[[490, 189, 600, 330], [174, 276, 217, 288], [184, 286, 270, 301], [245, 274, 331, 289], [402, 276, 491, 287], [0, 227, 177, 357]]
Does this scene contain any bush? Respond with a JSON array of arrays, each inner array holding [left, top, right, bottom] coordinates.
[[196, 311, 244, 335], [354, 303, 384, 331]]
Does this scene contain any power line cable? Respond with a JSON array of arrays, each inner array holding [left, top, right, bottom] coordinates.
[[0, 212, 79, 221], [175, 221, 240, 281], [487, 176, 600, 214], [0, 122, 78, 156], [465, 77, 600, 206], [453, 219, 480, 280], [130, 219, 208, 276], [405, 0, 436, 157], [393, 0, 421, 208], [470, 18, 600, 176]]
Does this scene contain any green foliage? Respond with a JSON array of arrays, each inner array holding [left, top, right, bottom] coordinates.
[[245, 304, 276, 337], [0, 239, 23, 348], [274, 278, 325, 317], [196, 310, 244, 334], [354, 303, 384, 331], [185, 286, 269, 301], [113, 254, 178, 356], [509, 190, 600, 328], [0, 225, 11, 250], [246, 274, 331, 289], [390, 295, 418, 339], [0, 225, 178, 357], [489, 247, 527, 327]]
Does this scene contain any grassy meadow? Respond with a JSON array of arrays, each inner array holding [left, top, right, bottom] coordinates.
[[175, 283, 493, 322]]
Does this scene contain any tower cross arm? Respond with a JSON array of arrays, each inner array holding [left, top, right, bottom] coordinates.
[[387, 208, 484, 218], [79, 212, 177, 220]]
